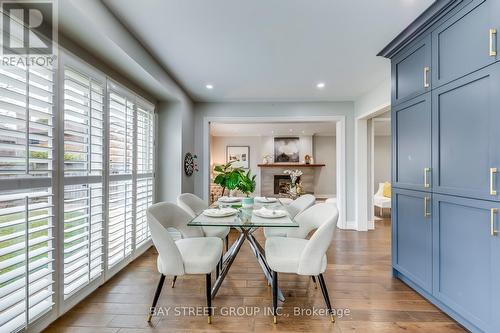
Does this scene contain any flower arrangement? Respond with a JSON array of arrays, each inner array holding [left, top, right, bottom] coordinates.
[[284, 169, 304, 198], [284, 169, 303, 185]]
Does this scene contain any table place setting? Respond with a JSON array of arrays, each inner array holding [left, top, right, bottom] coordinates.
[[253, 206, 287, 218], [218, 196, 242, 203], [202, 207, 239, 217], [254, 196, 278, 203]]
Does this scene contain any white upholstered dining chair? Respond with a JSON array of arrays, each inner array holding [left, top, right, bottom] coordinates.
[[146, 202, 222, 324], [177, 193, 230, 246], [265, 203, 339, 324], [263, 194, 316, 238]]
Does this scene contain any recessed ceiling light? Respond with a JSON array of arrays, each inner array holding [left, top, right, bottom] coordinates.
[[205, 84, 214, 89], [316, 82, 325, 89]]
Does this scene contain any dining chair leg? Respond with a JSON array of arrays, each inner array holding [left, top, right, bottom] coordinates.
[[216, 261, 220, 278], [318, 274, 335, 323], [147, 274, 166, 322], [206, 273, 212, 324], [272, 271, 278, 324], [225, 234, 229, 252], [171, 275, 177, 288], [311, 276, 318, 289]]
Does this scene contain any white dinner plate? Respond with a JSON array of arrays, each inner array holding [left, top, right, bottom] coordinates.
[[218, 196, 241, 203], [253, 208, 287, 218], [254, 197, 278, 203], [202, 208, 238, 217]]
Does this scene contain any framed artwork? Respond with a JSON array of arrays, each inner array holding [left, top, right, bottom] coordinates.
[[226, 146, 250, 169], [274, 137, 299, 162]]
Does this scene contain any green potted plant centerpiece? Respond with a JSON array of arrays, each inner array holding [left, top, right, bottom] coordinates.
[[213, 161, 243, 197], [238, 170, 257, 208], [213, 162, 257, 207]]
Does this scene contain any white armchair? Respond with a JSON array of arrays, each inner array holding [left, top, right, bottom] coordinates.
[[177, 193, 230, 247], [263, 194, 316, 238], [265, 203, 339, 324], [374, 183, 391, 217], [147, 202, 223, 324]]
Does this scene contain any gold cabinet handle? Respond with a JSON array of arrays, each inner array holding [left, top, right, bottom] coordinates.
[[489, 28, 497, 57], [491, 208, 498, 236], [423, 67, 430, 88], [424, 197, 431, 218], [490, 167, 498, 196], [424, 167, 431, 188]]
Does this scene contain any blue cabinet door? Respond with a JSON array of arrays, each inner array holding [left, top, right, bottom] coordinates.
[[433, 194, 500, 332], [432, 63, 500, 201], [392, 188, 432, 292], [432, 0, 500, 88], [391, 34, 431, 106], [392, 93, 432, 191]]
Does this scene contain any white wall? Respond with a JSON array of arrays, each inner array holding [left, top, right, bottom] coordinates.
[[156, 100, 195, 203], [194, 101, 355, 223], [373, 135, 391, 192], [313, 136, 336, 196]]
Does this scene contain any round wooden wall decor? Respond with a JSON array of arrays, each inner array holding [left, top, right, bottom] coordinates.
[[184, 152, 195, 176]]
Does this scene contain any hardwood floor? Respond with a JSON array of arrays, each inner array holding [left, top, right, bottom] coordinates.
[[45, 219, 466, 333]]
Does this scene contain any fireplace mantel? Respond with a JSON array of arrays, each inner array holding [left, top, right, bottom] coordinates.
[[257, 163, 325, 168]]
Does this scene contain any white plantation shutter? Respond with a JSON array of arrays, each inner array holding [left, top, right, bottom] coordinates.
[[63, 66, 105, 299], [0, 189, 55, 332], [107, 86, 135, 269], [0, 60, 55, 332], [0, 64, 54, 178], [0, 48, 155, 330], [108, 91, 134, 176], [136, 105, 154, 246], [107, 86, 154, 268], [107, 180, 133, 268]]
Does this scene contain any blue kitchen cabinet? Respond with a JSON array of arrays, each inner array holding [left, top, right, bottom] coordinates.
[[432, 63, 500, 202], [391, 34, 431, 106], [392, 93, 432, 191], [392, 188, 433, 293], [433, 194, 500, 332], [432, 0, 500, 87]]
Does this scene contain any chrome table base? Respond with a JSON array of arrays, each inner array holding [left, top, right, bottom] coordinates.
[[211, 227, 285, 302]]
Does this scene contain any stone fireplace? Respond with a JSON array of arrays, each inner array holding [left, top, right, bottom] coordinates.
[[274, 175, 293, 195], [259, 164, 322, 197]]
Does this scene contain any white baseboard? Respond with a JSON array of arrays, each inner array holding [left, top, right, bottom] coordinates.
[[368, 219, 375, 230], [338, 220, 376, 231], [337, 220, 357, 230]]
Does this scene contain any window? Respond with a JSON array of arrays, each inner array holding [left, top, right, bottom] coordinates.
[[0, 53, 155, 331], [0, 62, 55, 331], [106, 85, 155, 269], [62, 66, 105, 298], [135, 105, 154, 247]]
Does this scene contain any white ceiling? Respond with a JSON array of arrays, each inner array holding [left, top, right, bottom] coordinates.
[[103, 0, 434, 102], [210, 120, 392, 136], [210, 122, 336, 137]]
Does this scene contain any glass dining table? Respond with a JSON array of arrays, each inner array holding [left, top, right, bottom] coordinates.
[[188, 199, 298, 302]]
